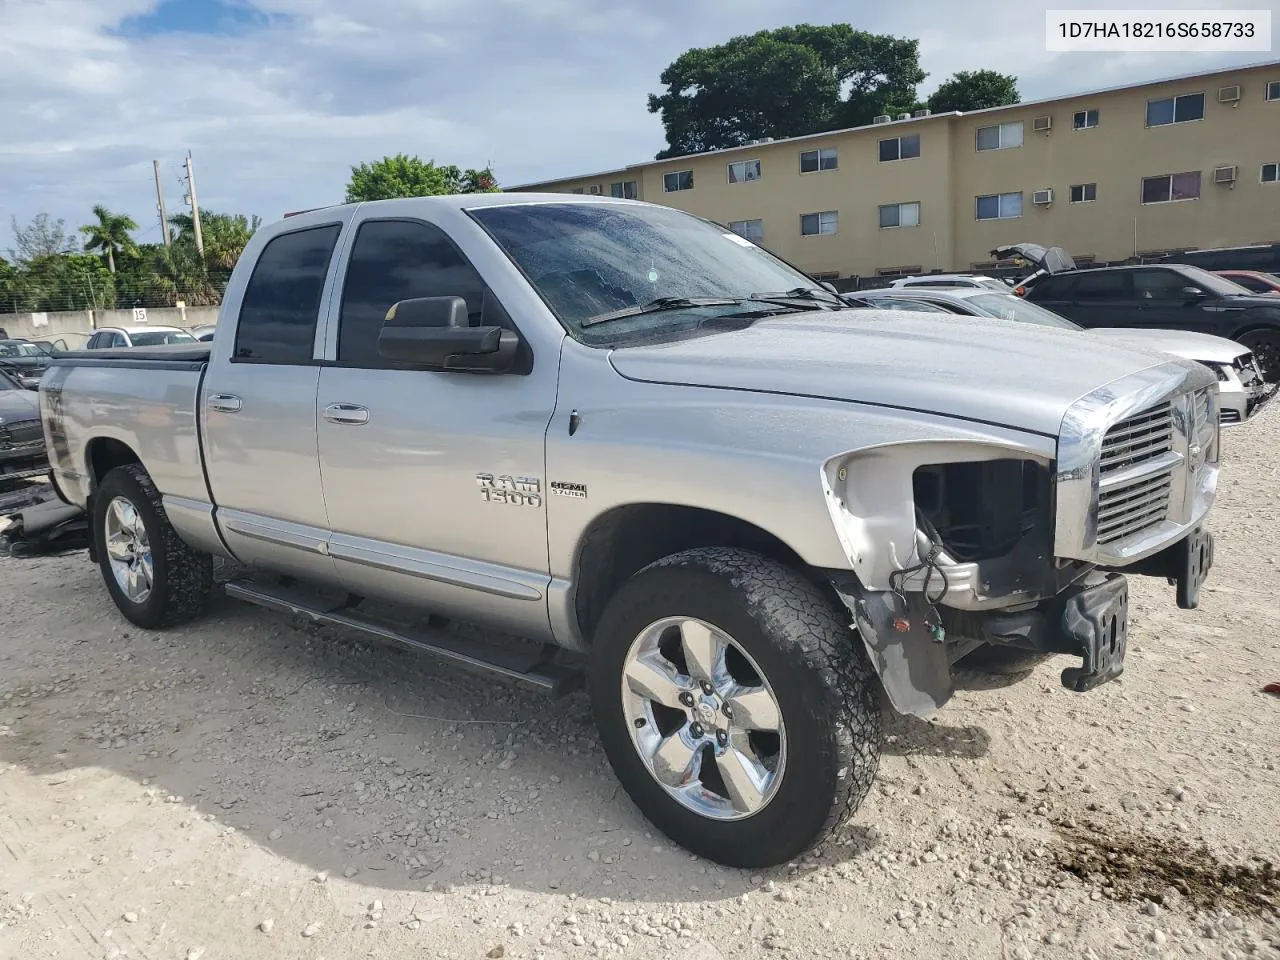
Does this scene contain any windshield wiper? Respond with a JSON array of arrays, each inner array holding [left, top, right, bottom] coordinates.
[[749, 286, 845, 308], [581, 297, 744, 327]]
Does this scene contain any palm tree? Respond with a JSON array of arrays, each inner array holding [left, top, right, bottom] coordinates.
[[80, 204, 138, 274], [169, 210, 261, 270]]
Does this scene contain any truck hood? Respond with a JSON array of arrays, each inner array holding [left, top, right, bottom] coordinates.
[[608, 310, 1175, 437], [1085, 327, 1249, 365]]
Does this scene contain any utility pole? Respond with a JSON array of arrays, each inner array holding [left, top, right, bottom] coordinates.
[[153, 160, 171, 249], [184, 151, 204, 257]]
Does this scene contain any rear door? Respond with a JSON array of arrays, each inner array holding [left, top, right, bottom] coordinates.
[[200, 218, 349, 584], [314, 212, 560, 640], [1043, 271, 1133, 328]]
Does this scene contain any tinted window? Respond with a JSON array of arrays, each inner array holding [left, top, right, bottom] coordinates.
[[234, 225, 341, 363], [1133, 269, 1193, 301], [1230, 274, 1269, 293], [1029, 276, 1075, 300], [337, 219, 487, 367], [1074, 272, 1129, 299]]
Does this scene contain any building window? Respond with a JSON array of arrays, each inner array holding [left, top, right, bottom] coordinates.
[[1141, 171, 1201, 203], [728, 219, 764, 243], [570, 188, 584, 194], [975, 192, 1023, 220], [727, 159, 762, 184], [1070, 183, 1098, 203], [976, 121, 1024, 151], [878, 135, 921, 162], [1073, 109, 1099, 129], [1146, 92, 1205, 126], [800, 147, 838, 173], [663, 170, 694, 192], [878, 201, 921, 228], [1266, 80, 1280, 101], [1262, 163, 1279, 183], [800, 211, 838, 236], [610, 180, 637, 199]]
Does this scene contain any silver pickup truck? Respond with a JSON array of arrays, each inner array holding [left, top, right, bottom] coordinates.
[[40, 194, 1219, 868]]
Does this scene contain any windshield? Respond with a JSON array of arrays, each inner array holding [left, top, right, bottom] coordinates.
[[1178, 265, 1256, 297], [470, 202, 829, 343], [965, 293, 1082, 330], [0, 341, 43, 357], [130, 330, 197, 347]]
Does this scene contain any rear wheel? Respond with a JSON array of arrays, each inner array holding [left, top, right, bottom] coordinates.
[[588, 547, 882, 867], [93, 465, 213, 629], [1239, 329, 1280, 383]]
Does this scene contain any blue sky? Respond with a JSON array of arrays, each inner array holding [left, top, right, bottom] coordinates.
[[0, 0, 1274, 254]]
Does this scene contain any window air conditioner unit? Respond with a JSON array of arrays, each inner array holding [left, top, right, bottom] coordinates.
[[1032, 188, 1054, 205], [1213, 165, 1238, 184], [873, 115, 891, 124], [1033, 115, 1052, 132], [1218, 84, 1242, 103], [896, 112, 911, 120], [912, 109, 931, 118], [589, 185, 602, 195]]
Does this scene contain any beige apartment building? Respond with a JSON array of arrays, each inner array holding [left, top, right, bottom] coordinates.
[[511, 62, 1280, 280]]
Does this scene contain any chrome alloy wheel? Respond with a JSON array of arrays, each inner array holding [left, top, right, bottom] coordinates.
[[103, 496, 153, 603], [620, 616, 786, 820]]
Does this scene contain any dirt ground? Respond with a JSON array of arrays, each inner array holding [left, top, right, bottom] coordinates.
[[2, 410, 1278, 960]]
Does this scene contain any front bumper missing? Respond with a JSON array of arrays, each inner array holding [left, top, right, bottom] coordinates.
[[830, 527, 1215, 718]]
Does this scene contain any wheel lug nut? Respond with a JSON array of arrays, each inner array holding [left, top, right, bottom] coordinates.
[[689, 722, 704, 739], [699, 681, 713, 694], [722, 704, 733, 719], [716, 729, 727, 745], [679, 692, 695, 707]]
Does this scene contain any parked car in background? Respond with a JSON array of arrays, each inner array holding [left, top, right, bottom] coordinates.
[[1001, 244, 1280, 381], [85, 326, 199, 349], [889, 273, 1011, 291], [0, 339, 53, 389], [0, 368, 48, 482], [190, 324, 217, 342], [843, 287, 1273, 426], [1216, 270, 1280, 296]]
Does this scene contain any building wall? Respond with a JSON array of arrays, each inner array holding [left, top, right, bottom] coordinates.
[[516, 63, 1280, 278]]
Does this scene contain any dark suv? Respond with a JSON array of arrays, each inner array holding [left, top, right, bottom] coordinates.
[[1008, 250, 1280, 380]]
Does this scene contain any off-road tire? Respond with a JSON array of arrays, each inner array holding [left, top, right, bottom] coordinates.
[[93, 464, 213, 629], [589, 547, 882, 867]]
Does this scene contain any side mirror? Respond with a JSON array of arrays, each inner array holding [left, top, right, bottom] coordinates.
[[1182, 286, 1206, 300], [377, 296, 518, 372]]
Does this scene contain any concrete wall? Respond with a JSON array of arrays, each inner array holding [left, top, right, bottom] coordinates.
[[517, 62, 1280, 278], [0, 306, 220, 346]]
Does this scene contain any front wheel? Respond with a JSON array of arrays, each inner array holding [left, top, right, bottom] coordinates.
[[1239, 328, 1280, 383], [589, 547, 882, 868], [93, 464, 213, 629]]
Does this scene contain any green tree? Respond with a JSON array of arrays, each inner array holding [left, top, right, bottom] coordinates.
[[344, 154, 500, 202], [79, 205, 138, 274], [647, 24, 926, 158], [927, 69, 1020, 113], [168, 210, 262, 270]]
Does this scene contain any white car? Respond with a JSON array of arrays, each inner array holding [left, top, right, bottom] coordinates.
[[888, 273, 1012, 291], [844, 286, 1274, 425], [84, 326, 199, 349]]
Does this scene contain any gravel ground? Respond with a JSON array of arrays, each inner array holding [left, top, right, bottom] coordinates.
[[1, 409, 1278, 960]]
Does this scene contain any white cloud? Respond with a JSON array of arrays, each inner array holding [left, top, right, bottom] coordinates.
[[0, 0, 1271, 252]]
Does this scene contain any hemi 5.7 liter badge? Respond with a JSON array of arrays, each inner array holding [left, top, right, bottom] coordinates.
[[550, 481, 588, 499]]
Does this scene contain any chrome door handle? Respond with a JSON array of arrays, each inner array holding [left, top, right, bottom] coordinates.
[[323, 403, 370, 425], [208, 394, 242, 413]]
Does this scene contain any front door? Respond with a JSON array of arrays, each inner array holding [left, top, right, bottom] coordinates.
[[315, 215, 559, 641], [201, 220, 347, 584], [1130, 268, 1215, 333]]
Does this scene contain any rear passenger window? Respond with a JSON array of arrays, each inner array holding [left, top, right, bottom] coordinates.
[[1073, 272, 1129, 299], [234, 225, 341, 363], [337, 219, 487, 367], [1028, 276, 1074, 299]]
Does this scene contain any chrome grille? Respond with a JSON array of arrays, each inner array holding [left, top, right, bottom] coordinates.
[[1098, 402, 1173, 473], [1096, 401, 1175, 546]]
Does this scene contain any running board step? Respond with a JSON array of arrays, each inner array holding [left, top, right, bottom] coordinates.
[[224, 578, 583, 697]]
